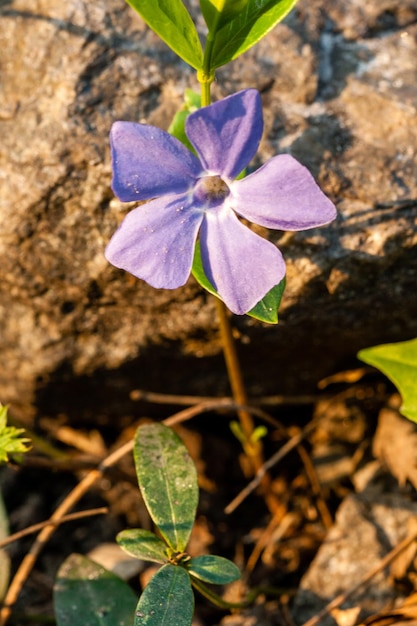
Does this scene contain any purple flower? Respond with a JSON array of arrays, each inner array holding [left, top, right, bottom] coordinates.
[[106, 89, 336, 315]]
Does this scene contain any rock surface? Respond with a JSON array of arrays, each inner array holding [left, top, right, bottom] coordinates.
[[291, 484, 417, 625], [0, 0, 416, 421]]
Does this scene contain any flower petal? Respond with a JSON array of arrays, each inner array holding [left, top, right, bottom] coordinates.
[[231, 154, 337, 230], [199, 206, 286, 315], [110, 122, 203, 202], [186, 89, 263, 180], [105, 194, 203, 289]]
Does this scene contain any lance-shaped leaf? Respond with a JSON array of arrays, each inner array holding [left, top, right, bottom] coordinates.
[[117, 529, 168, 565], [126, 0, 203, 70], [134, 423, 199, 552], [208, 0, 299, 70], [134, 564, 193, 626], [54, 554, 137, 626], [358, 337, 417, 423], [192, 241, 285, 323], [189, 555, 241, 584], [200, 0, 250, 31]]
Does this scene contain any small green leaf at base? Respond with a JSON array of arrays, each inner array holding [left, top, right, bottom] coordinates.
[[168, 90, 201, 152], [191, 241, 285, 323], [358, 337, 417, 423], [117, 529, 168, 564], [0, 405, 31, 464], [189, 555, 241, 584], [135, 564, 193, 626], [134, 423, 199, 552], [249, 277, 286, 324], [54, 554, 137, 626]]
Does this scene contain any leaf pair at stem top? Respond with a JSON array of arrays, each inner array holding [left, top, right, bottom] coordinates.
[[125, 0, 299, 73]]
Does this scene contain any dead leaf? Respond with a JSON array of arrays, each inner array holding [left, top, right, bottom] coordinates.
[[318, 368, 368, 388], [40, 417, 107, 457], [330, 606, 361, 626], [390, 519, 417, 581], [361, 592, 417, 626], [373, 402, 417, 489]]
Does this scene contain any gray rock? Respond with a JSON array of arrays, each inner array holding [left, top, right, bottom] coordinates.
[[291, 489, 417, 625], [0, 0, 416, 420]]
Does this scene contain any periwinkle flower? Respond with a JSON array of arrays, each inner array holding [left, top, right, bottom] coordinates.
[[106, 89, 336, 315]]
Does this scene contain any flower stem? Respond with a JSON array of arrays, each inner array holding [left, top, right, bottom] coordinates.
[[199, 76, 212, 108], [215, 299, 254, 439], [197, 72, 261, 473], [198, 20, 219, 108], [196, 68, 277, 510], [215, 298, 273, 484]]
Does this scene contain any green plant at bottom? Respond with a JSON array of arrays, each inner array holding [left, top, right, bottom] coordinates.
[[54, 423, 241, 626], [0, 404, 31, 464]]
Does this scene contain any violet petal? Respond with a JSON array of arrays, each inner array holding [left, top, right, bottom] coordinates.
[[105, 194, 203, 289], [110, 122, 203, 202], [199, 206, 286, 315], [231, 154, 337, 230], [186, 90, 263, 180]]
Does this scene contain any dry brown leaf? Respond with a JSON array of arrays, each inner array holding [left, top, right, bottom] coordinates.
[[390, 519, 417, 581], [361, 592, 417, 626], [40, 417, 107, 456], [373, 403, 417, 490], [318, 368, 368, 388], [330, 606, 361, 626]]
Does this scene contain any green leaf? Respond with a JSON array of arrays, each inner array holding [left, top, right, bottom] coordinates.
[[134, 423, 199, 552], [249, 277, 286, 323], [168, 89, 201, 152], [200, 0, 250, 31], [135, 564, 193, 626], [208, 0, 299, 70], [200, 0, 217, 30], [358, 338, 417, 423], [0, 405, 31, 464], [54, 554, 137, 626], [125, 0, 203, 70], [189, 555, 241, 584], [117, 529, 168, 564], [191, 241, 285, 323]]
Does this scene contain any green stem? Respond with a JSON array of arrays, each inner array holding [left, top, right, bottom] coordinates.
[[190, 576, 289, 610], [197, 36, 214, 107], [199, 77, 212, 107], [190, 576, 252, 609], [198, 9, 222, 106]]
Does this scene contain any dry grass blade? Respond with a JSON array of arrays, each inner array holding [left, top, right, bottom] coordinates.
[[361, 592, 417, 625], [0, 508, 108, 550]]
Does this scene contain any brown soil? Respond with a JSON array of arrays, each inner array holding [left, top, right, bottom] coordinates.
[[3, 369, 416, 626]]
